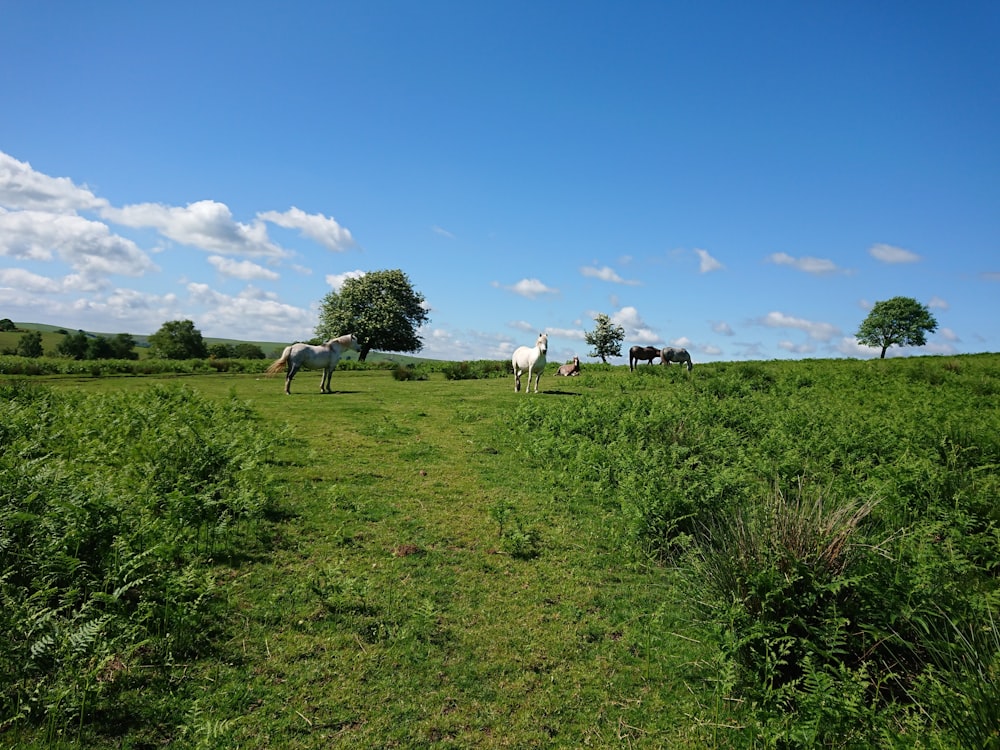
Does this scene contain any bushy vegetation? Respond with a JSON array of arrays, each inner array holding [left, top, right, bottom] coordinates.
[[441, 359, 509, 380], [0, 383, 286, 741], [0, 355, 261, 377], [498, 355, 1000, 746], [2, 354, 997, 747], [390, 363, 430, 381]]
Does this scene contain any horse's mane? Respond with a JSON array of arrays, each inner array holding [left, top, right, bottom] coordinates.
[[324, 334, 356, 348]]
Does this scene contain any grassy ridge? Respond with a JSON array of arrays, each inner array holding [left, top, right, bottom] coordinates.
[[2, 354, 998, 748]]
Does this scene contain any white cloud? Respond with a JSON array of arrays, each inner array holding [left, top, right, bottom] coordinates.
[[612, 305, 659, 343], [259, 206, 355, 252], [0, 208, 157, 278], [509, 320, 536, 333], [104, 199, 286, 258], [712, 320, 734, 336], [546, 326, 585, 340], [869, 243, 920, 263], [922, 341, 959, 355], [939, 327, 959, 342], [778, 340, 816, 354], [208, 255, 280, 281], [580, 265, 639, 285], [838, 336, 885, 358], [68, 287, 182, 333], [759, 311, 841, 341], [494, 278, 559, 298], [432, 225, 455, 239], [766, 252, 844, 274], [0, 151, 107, 213], [695, 248, 724, 273], [185, 282, 314, 340], [928, 295, 949, 310], [0, 267, 63, 293], [326, 269, 366, 290]]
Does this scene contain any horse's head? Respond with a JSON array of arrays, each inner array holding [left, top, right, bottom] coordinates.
[[348, 334, 361, 351], [536, 333, 548, 352]]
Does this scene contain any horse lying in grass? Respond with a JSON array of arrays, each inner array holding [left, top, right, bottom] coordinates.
[[555, 356, 581, 376], [265, 334, 360, 394], [512, 333, 548, 393], [661, 346, 693, 372], [629, 345, 660, 371]]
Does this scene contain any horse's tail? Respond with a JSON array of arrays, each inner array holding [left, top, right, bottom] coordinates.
[[265, 349, 289, 377]]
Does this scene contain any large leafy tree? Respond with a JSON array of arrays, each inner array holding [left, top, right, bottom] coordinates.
[[148, 319, 209, 360], [316, 269, 429, 361], [856, 296, 938, 359], [585, 313, 625, 363]]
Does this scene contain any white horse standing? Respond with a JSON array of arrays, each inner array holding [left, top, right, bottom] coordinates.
[[512, 333, 548, 393], [266, 334, 360, 394]]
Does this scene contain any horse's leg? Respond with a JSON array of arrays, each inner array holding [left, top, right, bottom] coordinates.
[[514, 366, 521, 392], [285, 363, 298, 394], [321, 367, 332, 393]]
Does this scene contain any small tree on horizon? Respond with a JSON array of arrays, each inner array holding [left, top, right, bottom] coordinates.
[[855, 296, 938, 359], [585, 313, 625, 363]]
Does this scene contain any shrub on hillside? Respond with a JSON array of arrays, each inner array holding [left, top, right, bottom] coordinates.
[[391, 364, 429, 381]]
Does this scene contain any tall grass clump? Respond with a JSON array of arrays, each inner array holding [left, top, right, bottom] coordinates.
[[911, 608, 1000, 750], [685, 484, 890, 746], [0, 382, 285, 738]]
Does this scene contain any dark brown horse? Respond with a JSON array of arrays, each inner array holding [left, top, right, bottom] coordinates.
[[629, 345, 660, 371]]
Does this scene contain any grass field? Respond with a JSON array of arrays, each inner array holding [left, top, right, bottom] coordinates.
[[3, 355, 999, 748]]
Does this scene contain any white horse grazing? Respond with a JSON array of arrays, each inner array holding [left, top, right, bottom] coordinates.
[[512, 333, 548, 393], [660, 346, 693, 372], [265, 334, 360, 394]]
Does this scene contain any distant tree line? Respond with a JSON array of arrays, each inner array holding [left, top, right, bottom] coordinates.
[[207, 342, 267, 359], [2, 320, 266, 361], [57, 330, 140, 360]]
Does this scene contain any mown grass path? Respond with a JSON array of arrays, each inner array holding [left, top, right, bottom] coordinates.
[[55, 370, 710, 748]]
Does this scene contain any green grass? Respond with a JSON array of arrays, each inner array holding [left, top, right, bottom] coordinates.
[[5, 370, 713, 747], [4, 354, 999, 748]]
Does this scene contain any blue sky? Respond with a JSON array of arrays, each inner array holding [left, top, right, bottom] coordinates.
[[1, 1, 997, 364]]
